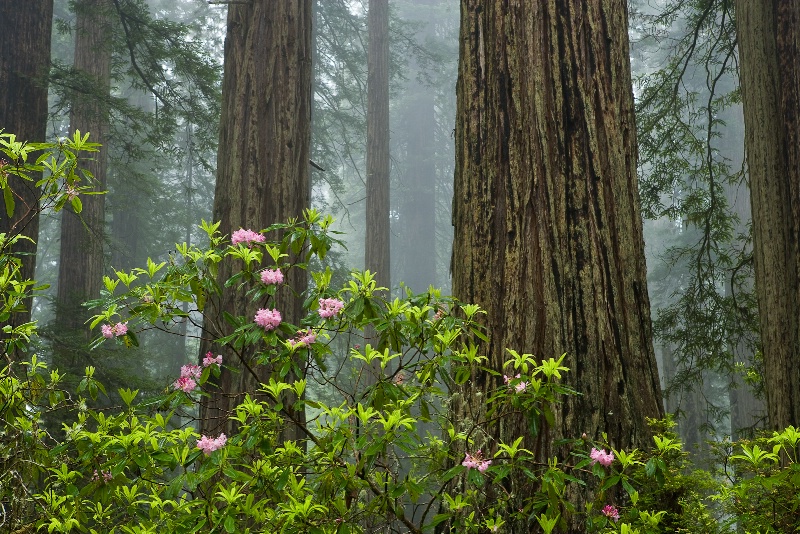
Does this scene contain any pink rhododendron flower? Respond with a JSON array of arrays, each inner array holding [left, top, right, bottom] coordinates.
[[180, 364, 202, 379], [288, 329, 317, 348], [503, 373, 527, 392], [197, 433, 227, 455], [101, 324, 114, 338], [173, 364, 205, 393], [102, 322, 127, 338], [203, 352, 223, 367], [65, 185, 79, 201], [318, 298, 344, 318], [260, 268, 284, 285], [173, 376, 197, 393], [602, 504, 620, 522], [91, 469, 113, 483], [255, 308, 282, 330], [462, 450, 492, 472], [231, 228, 265, 246], [590, 447, 614, 467]]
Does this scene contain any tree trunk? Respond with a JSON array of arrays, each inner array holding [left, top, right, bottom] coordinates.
[[399, 0, 437, 293], [200, 0, 312, 440], [452, 1, 663, 528], [55, 0, 111, 339], [735, 0, 800, 430], [0, 0, 54, 341], [720, 107, 765, 438], [366, 0, 391, 291]]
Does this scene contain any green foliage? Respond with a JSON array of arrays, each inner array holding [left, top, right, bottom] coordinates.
[[4, 210, 800, 531], [0, 128, 794, 534]]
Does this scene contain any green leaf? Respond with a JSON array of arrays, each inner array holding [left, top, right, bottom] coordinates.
[[3, 185, 14, 217], [441, 465, 465, 482], [118, 388, 139, 407]]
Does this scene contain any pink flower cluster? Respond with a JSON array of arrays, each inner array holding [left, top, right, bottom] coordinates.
[[503, 373, 528, 393], [231, 228, 265, 246], [287, 328, 316, 348], [173, 364, 202, 393], [91, 469, 113, 483], [590, 447, 614, 467], [462, 450, 492, 472], [260, 268, 284, 285], [318, 298, 344, 318], [174, 354, 222, 394], [101, 322, 128, 339], [602, 504, 620, 522], [203, 352, 223, 367], [65, 185, 79, 201], [197, 433, 227, 455], [255, 308, 282, 330]]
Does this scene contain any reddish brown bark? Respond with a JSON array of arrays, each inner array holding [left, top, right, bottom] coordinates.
[[200, 0, 312, 438], [452, 1, 663, 528], [0, 0, 54, 337], [735, 0, 800, 430], [56, 0, 112, 337]]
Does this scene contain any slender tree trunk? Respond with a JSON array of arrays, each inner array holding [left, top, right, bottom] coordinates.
[[0, 0, 54, 342], [735, 0, 800, 430], [110, 90, 152, 272], [366, 0, 391, 291], [720, 110, 765, 438], [200, 0, 312, 440], [55, 0, 111, 339], [452, 1, 663, 529], [400, 0, 437, 293]]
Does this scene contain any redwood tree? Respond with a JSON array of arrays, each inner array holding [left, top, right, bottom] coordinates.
[[399, 0, 437, 293], [451, 0, 663, 526], [199, 1, 312, 437], [735, 0, 800, 430], [55, 0, 112, 338], [365, 0, 390, 291], [0, 1, 54, 336]]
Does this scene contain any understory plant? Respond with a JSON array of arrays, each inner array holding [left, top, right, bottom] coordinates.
[[2, 132, 800, 533]]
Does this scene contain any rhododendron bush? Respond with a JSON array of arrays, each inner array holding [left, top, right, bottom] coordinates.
[[0, 209, 629, 533], [3, 136, 800, 533]]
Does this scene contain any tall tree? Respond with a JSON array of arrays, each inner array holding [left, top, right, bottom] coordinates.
[[735, 0, 800, 430], [55, 0, 112, 338], [0, 0, 54, 338], [398, 0, 438, 292], [200, 1, 312, 438], [451, 0, 663, 527], [365, 0, 390, 291]]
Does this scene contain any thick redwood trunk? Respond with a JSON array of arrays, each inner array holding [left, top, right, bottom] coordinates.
[[452, 1, 663, 528], [735, 0, 800, 430]]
